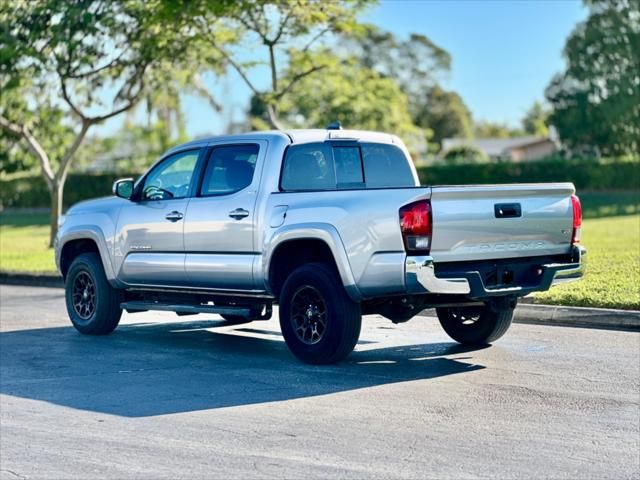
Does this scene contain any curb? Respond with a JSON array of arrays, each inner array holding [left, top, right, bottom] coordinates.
[[419, 304, 640, 332], [512, 303, 640, 331], [0, 272, 63, 288], [1, 272, 638, 332]]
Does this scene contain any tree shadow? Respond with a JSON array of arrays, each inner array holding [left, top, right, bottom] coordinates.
[[0, 318, 486, 417]]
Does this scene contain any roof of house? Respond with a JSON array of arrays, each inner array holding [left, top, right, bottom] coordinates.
[[442, 136, 553, 156]]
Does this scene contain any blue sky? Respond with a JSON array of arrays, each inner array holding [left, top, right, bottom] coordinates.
[[104, 0, 587, 138]]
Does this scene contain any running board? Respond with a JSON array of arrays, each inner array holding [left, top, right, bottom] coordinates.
[[120, 301, 253, 318]]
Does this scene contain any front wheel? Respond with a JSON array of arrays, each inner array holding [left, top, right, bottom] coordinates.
[[436, 301, 515, 346], [65, 252, 122, 335], [279, 263, 361, 364]]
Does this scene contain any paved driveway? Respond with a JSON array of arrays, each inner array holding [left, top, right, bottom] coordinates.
[[1, 285, 638, 479]]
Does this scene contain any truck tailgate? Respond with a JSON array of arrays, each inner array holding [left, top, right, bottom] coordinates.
[[429, 183, 575, 263]]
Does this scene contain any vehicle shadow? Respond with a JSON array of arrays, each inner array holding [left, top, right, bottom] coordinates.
[[0, 318, 486, 417]]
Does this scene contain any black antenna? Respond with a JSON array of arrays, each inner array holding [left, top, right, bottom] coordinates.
[[326, 121, 342, 130]]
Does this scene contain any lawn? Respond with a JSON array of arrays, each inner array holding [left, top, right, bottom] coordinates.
[[1, 191, 638, 309], [533, 214, 639, 310]]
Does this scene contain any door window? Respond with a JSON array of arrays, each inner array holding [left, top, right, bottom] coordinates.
[[199, 144, 259, 196], [142, 149, 200, 201]]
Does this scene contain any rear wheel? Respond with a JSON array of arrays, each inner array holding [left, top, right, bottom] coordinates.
[[65, 253, 122, 335], [436, 301, 515, 346], [279, 263, 361, 364]]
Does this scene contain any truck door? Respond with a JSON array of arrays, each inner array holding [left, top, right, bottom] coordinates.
[[182, 141, 267, 290]]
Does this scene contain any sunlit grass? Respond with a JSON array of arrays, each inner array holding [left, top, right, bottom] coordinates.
[[533, 214, 640, 310]]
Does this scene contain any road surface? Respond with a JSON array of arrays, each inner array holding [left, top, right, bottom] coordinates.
[[1, 285, 638, 479]]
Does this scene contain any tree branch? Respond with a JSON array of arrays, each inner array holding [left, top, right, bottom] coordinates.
[[213, 45, 261, 96], [271, 7, 294, 45], [275, 64, 327, 100], [0, 115, 55, 186], [60, 79, 88, 121], [55, 120, 90, 185], [266, 104, 285, 130], [268, 44, 278, 92], [190, 73, 222, 112], [65, 47, 129, 79], [302, 26, 331, 53]]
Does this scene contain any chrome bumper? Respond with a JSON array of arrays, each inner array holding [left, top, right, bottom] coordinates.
[[405, 245, 586, 298]]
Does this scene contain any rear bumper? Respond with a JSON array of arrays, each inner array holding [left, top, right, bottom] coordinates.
[[405, 245, 586, 299]]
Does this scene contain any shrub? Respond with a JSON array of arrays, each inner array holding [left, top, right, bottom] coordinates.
[[441, 144, 489, 164]]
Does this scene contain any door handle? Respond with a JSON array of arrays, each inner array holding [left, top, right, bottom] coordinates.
[[165, 211, 184, 222], [228, 208, 249, 220]]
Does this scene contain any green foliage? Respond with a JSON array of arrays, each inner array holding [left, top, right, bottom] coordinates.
[[417, 157, 640, 191], [0, 172, 137, 209], [415, 86, 473, 147], [546, 0, 640, 155], [276, 55, 423, 151], [215, 0, 374, 129], [442, 144, 489, 164], [340, 25, 468, 146], [522, 101, 550, 137], [473, 120, 523, 139]]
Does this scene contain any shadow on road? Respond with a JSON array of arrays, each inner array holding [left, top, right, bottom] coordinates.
[[0, 318, 485, 417]]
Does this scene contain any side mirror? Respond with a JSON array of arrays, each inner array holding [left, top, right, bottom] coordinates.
[[112, 178, 134, 200]]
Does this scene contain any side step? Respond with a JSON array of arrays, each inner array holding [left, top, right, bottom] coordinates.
[[120, 301, 253, 318]]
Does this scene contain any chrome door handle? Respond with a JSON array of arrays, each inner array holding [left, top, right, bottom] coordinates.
[[228, 208, 249, 220], [165, 211, 184, 222]]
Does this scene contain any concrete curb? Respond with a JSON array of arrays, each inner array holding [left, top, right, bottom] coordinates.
[[419, 304, 640, 332], [0, 272, 63, 288], [1, 272, 638, 332], [512, 303, 640, 331]]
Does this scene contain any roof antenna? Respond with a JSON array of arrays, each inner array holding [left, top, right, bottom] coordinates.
[[326, 121, 342, 130]]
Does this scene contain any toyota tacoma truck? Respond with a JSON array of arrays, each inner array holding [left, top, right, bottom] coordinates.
[[55, 128, 586, 364]]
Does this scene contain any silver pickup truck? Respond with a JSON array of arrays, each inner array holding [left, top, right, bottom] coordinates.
[[55, 128, 585, 364]]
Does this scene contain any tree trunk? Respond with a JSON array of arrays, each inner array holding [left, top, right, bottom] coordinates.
[[48, 182, 64, 248], [266, 104, 284, 130]]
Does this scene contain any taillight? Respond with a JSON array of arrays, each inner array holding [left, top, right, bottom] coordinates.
[[399, 200, 432, 253], [571, 194, 582, 244]]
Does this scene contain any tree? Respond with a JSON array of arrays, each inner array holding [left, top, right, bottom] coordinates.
[[413, 86, 473, 146], [442, 144, 489, 164], [341, 25, 473, 147], [473, 121, 522, 139], [545, 0, 640, 155], [0, 0, 231, 245], [198, 0, 372, 130], [274, 55, 420, 144], [522, 101, 550, 137]]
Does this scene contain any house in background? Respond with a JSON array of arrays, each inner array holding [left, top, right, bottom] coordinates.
[[442, 135, 559, 162]]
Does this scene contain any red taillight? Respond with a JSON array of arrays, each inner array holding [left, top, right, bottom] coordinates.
[[400, 200, 432, 253], [571, 194, 582, 244]]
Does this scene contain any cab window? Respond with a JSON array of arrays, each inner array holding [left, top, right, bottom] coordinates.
[[141, 149, 200, 201]]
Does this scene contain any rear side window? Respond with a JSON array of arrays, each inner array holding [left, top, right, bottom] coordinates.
[[199, 144, 259, 196], [280, 142, 415, 191], [361, 143, 415, 188], [280, 143, 335, 191]]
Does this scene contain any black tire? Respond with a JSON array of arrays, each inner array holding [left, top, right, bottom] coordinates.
[[436, 302, 515, 346], [65, 252, 122, 335], [279, 262, 361, 364]]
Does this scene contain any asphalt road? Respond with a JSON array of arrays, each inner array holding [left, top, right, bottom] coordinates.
[[0, 285, 638, 480]]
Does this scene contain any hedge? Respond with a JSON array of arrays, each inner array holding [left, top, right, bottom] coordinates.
[[1, 157, 638, 209], [0, 173, 138, 209], [417, 157, 639, 190]]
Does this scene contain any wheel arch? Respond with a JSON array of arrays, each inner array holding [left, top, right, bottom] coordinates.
[[58, 228, 116, 283], [263, 224, 361, 302]]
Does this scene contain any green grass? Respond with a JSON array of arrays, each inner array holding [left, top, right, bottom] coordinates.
[[0, 213, 55, 273], [533, 214, 639, 310], [1, 191, 639, 309]]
